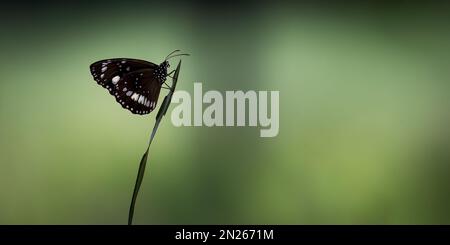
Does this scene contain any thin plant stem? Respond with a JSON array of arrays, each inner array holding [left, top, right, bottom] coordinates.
[[128, 60, 182, 225]]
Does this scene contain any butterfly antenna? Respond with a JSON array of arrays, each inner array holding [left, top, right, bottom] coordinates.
[[166, 53, 190, 60], [165, 50, 181, 60]]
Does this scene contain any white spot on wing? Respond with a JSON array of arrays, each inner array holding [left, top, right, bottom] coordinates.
[[126, 91, 133, 96], [101, 66, 107, 72], [138, 95, 144, 104], [112, 76, 120, 84]]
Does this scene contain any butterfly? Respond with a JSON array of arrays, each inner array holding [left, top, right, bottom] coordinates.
[[90, 50, 189, 115]]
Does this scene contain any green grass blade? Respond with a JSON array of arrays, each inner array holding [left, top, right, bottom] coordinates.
[[128, 60, 182, 225]]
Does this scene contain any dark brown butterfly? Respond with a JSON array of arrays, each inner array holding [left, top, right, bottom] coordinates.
[[89, 50, 189, 115]]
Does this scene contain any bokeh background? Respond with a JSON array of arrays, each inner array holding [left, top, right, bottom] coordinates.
[[0, 0, 449, 224]]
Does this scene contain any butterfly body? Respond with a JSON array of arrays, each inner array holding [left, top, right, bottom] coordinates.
[[90, 58, 170, 115], [90, 50, 188, 115]]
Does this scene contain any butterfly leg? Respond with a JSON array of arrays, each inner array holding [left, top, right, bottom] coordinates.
[[161, 81, 172, 90], [166, 70, 175, 79], [160, 81, 172, 90], [161, 70, 176, 90]]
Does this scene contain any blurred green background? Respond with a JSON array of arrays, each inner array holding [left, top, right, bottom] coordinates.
[[0, 1, 449, 224]]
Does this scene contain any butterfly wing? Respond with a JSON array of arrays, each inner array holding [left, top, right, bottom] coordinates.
[[113, 69, 163, 115], [90, 58, 158, 95]]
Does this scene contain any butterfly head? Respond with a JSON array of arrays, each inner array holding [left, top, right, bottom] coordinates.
[[157, 50, 189, 83], [160, 60, 170, 71]]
